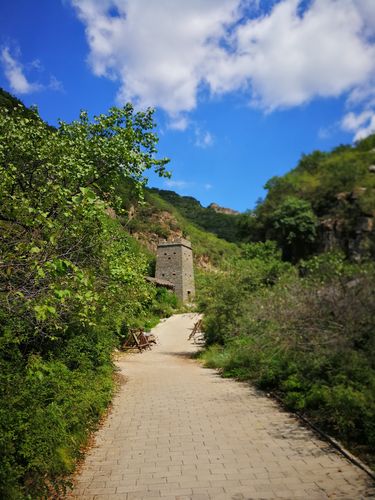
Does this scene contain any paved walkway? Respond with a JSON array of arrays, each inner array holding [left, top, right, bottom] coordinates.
[[70, 313, 374, 499]]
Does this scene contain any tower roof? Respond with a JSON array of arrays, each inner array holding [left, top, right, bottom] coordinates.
[[157, 238, 192, 250]]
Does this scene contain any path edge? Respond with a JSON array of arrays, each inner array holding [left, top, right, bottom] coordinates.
[[270, 392, 375, 482]]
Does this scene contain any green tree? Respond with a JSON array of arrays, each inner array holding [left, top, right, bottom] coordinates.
[[268, 196, 317, 262], [0, 103, 170, 497], [0, 104, 169, 340]]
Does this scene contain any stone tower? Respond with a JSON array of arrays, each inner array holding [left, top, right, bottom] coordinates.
[[155, 238, 195, 303]]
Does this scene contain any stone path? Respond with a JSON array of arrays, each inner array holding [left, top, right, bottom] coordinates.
[[69, 313, 374, 499]]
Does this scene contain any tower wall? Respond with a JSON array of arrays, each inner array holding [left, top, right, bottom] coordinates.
[[155, 238, 195, 303]]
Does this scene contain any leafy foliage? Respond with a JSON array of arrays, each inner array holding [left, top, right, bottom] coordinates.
[[267, 196, 318, 261], [197, 242, 293, 345], [0, 88, 41, 122], [198, 247, 375, 466], [239, 136, 375, 261], [0, 101, 171, 498]]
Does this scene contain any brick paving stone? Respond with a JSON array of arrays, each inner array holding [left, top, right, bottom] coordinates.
[[68, 314, 375, 499]]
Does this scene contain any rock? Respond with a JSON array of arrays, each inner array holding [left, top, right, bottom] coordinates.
[[105, 207, 116, 219], [351, 187, 367, 199], [355, 217, 374, 233], [127, 204, 136, 220], [368, 165, 375, 173], [346, 278, 362, 289], [320, 218, 335, 230], [336, 192, 350, 202], [208, 202, 240, 215]]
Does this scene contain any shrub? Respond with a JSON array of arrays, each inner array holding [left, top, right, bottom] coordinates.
[[0, 103, 170, 497], [199, 248, 375, 464]]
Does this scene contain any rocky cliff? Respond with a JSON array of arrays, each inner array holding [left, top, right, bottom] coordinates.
[[208, 203, 240, 215]]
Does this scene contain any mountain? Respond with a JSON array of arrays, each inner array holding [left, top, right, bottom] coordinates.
[[2, 86, 375, 497], [0, 87, 50, 124], [0, 87, 26, 111], [116, 182, 240, 270], [3, 84, 373, 265], [148, 188, 242, 242]]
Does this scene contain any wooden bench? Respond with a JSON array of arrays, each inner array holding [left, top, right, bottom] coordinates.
[[122, 328, 154, 352]]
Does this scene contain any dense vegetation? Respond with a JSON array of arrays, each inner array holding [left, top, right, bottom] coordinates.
[[0, 95, 177, 498], [199, 244, 375, 466], [149, 188, 242, 242], [0, 88, 41, 121], [239, 139, 375, 261], [198, 133, 375, 468]]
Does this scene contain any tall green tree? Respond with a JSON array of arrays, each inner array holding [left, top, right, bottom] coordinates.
[[0, 104, 169, 342], [268, 196, 317, 262]]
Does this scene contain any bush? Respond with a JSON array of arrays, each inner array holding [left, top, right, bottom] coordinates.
[[0, 351, 114, 498], [0, 103, 170, 497], [197, 242, 294, 345], [199, 248, 375, 464]]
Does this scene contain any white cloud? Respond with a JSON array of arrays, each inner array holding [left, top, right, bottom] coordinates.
[[1, 46, 64, 95], [342, 110, 373, 132], [165, 179, 190, 189], [194, 127, 214, 148], [318, 124, 336, 140], [71, 0, 242, 114], [356, 0, 375, 36], [71, 0, 375, 138], [223, 0, 375, 111], [164, 179, 214, 191], [48, 75, 64, 92], [341, 109, 375, 141], [168, 113, 190, 131], [28, 59, 43, 72], [1, 47, 41, 94]]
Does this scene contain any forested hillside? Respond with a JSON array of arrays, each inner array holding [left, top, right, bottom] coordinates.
[[116, 182, 239, 270], [148, 188, 242, 242], [239, 138, 375, 262]]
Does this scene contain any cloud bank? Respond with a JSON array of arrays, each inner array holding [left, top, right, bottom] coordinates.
[[71, 0, 375, 139]]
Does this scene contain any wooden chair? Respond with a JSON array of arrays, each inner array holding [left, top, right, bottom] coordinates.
[[188, 319, 203, 342], [122, 329, 152, 352], [137, 331, 152, 350]]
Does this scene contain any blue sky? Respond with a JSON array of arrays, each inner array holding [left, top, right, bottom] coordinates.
[[1, 0, 375, 212]]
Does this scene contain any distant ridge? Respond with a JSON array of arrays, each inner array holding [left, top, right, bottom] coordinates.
[[208, 203, 240, 215], [148, 188, 242, 242]]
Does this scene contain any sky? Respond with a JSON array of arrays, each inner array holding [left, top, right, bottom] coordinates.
[[1, 0, 375, 212]]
